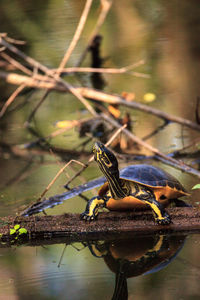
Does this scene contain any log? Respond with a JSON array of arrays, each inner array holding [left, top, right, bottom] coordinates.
[[0, 208, 200, 247]]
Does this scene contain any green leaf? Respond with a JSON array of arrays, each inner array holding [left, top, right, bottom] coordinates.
[[14, 224, 20, 230], [192, 184, 200, 190], [18, 228, 27, 235], [10, 229, 16, 235]]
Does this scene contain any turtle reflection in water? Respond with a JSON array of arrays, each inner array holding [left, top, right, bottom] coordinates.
[[81, 142, 189, 225], [88, 234, 186, 300]]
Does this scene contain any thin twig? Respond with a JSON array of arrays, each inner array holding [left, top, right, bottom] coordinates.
[[36, 160, 86, 202], [4, 34, 26, 45], [0, 83, 26, 118], [53, 59, 149, 78], [87, 123, 127, 163], [0, 52, 55, 84], [0, 52, 33, 76], [65, 123, 128, 186], [24, 118, 90, 148], [1, 70, 200, 131], [26, 89, 50, 125], [0, 37, 52, 75], [54, 60, 145, 74], [142, 120, 169, 141], [101, 113, 200, 178], [58, 244, 68, 268], [1, 2, 96, 118], [56, 0, 93, 74], [0, 71, 58, 88], [0, 0, 94, 122], [75, 0, 113, 67], [106, 124, 127, 146], [1, 40, 97, 117], [167, 136, 200, 157], [30, 0, 93, 122]]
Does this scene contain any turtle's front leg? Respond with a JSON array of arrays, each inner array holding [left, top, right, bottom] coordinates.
[[80, 196, 106, 221], [133, 188, 171, 225]]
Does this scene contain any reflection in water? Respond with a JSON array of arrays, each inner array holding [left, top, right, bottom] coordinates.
[[0, 233, 193, 299], [87, 234, 186, 300]]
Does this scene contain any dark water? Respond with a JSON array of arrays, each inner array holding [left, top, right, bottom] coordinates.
[[0, 234, 200, 299], [0, 1, 200, 299]]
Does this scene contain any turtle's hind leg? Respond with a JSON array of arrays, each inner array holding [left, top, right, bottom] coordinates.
[[145, 199, 171, 225], [132, 187, 171, 225], [80, 196, 105, 221]]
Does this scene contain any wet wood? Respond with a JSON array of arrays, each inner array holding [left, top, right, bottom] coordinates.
[[0, 208, 200, 245]]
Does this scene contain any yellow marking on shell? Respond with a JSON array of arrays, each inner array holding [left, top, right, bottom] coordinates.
[[145, 202, 165, 220], [88, 197, 105, 216], [136, 189, 145, 196]]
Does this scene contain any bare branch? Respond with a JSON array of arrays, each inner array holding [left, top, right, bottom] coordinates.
[[36, 160, 87, 203], [0, 83, 26, 118], [57, 0, 93, 73], [1, 70, 200, 131], [24, 118, 92, 148], [75, 0, 113, 67], [101, 113, 200, 178], [0, 52, 33, 76], [0, 37, 51, 75], [52, 59, 149, 78]]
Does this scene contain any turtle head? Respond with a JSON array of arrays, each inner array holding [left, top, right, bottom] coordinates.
[[93, 142, 119, 178]]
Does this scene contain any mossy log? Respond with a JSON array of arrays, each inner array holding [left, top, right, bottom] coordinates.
[[0, 207, 200, 246]]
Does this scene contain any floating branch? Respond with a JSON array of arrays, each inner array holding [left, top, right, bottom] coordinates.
[[20, 176, 106, 216]]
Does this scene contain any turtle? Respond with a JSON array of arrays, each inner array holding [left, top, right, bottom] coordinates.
[[80, 142, 189, 225]]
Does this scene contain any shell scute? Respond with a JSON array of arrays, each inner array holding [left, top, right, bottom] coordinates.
[[119, 164, 187, 194]]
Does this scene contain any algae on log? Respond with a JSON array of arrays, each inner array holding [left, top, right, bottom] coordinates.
[[0, 208, 200, 246]]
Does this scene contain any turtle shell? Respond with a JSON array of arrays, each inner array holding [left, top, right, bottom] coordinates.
[[98, 164, 189, 210], [119, 164, 188, 194]]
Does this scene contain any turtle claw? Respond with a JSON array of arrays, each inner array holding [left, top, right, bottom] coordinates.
[[80, 212, 96, 221], [156, 213, 171, 225]]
